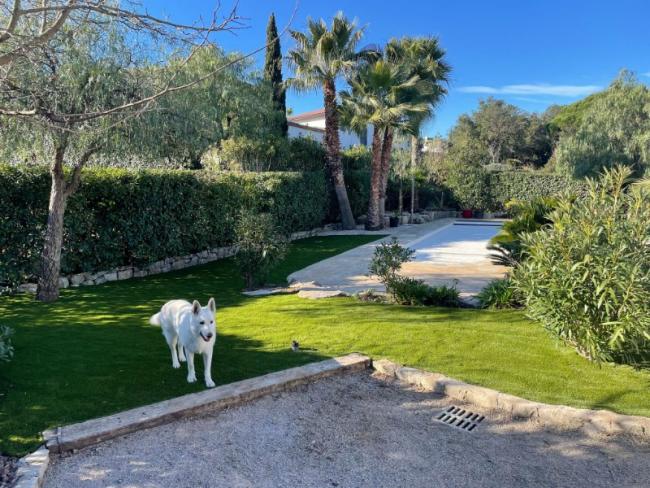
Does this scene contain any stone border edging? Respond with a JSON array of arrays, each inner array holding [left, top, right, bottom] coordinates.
[[42, 353, 370, 454], [13, 354, 369, 487], [373, 359, 649, 439], [13, 447, 49, 488]]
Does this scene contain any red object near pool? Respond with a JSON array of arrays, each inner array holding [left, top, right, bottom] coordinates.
[[461, 209, 473, 218]]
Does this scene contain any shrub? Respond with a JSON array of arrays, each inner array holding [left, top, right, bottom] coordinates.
[[234, 212, 288, 289], [369, 237, 415, 289], [341, 145, 372, 171], [477, 278, 522, 309], [488, 197, 559, 266], [488, 172, 582, 212], [390, 277, 460, 307], [513, 166, 650, 363], [443, 164, 492, 210], [286, 137, 327, 171], [209, 135, 290, 172], [0, 165, 328, 290], [0, 326, 14, 363]]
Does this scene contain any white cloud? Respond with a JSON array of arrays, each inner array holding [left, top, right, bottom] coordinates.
[[458, 83, 601, 97], [643, 72, 650, 78]]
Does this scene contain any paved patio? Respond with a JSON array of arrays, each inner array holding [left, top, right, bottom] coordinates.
[[289, 219, 509, 299]]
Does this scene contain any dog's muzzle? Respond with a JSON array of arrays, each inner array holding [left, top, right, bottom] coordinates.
[[200, 332, 213, 342]]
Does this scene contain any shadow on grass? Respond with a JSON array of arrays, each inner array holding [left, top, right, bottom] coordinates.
[[0, 323, 326, 456]]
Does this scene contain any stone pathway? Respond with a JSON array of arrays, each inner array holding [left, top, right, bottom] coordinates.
[[287, 219, 508, 299]]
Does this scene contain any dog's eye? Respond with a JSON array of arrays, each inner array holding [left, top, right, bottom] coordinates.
[[210, 320, 213, 324], [199, 321, 205, 325]]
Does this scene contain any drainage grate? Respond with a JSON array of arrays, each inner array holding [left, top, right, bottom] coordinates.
[[435, 406, 485, 432]]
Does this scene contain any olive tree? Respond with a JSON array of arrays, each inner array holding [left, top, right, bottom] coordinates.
[[0, 1, 256, 302]]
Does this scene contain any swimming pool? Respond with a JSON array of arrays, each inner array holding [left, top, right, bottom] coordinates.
[[407, 220, 503, 264]]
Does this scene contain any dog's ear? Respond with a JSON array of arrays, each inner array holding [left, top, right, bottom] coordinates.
[[207, 297, 216, 313], [192, 300, 201, 315]]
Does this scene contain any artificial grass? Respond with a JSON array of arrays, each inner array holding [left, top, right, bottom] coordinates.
[[1, 234, 649, 456]]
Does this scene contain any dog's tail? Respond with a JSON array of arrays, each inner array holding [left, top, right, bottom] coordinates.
[[149, 312, 161, 326]]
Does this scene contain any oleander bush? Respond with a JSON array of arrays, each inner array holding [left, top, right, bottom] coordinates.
[[513, 166, 650, 363], [0, 165, 328, 290]]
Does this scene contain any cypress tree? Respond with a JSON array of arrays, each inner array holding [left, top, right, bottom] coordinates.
[[264, 13, 288, 136]]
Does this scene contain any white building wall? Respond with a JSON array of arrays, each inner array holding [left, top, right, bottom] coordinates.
[[287, 124, 324, 144]]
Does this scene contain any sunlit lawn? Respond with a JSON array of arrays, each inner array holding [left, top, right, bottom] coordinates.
[[1, 235, 649, 456]]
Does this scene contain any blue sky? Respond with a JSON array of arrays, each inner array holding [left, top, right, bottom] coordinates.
[[152, 0, 650, 136]]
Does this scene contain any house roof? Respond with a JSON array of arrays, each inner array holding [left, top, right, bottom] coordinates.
[[287, 121, 325, 133], [288, 108, 325, 122]]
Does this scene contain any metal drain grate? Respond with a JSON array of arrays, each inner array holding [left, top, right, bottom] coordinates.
[[435, 406, 485, 432]]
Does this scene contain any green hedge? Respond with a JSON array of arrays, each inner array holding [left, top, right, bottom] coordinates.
[[488, 172, 583, 211], [442, 168, 582, 212], [0, 166, 328, 287]]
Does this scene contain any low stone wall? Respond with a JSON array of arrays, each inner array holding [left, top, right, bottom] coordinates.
[[374, 359, 650, 439], [16, 211, 462, 293], [16, 226, 332, 293]]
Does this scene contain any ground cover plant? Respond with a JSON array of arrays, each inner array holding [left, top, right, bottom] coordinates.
[[1, 235, 649, 457]]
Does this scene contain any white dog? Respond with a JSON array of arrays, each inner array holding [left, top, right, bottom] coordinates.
[[150, 298, 217, 388]]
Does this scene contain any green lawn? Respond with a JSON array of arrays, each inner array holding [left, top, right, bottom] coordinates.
[[1, 235, 649, 456]]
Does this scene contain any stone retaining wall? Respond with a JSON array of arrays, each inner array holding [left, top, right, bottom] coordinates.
[[16, 226, 330, 293]]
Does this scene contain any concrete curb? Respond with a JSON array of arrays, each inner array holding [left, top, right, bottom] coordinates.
[[373, 359, 650, 439], [12, 354, 369, 488], [42, 353, 370, 454], [13, 447, 49, 488]]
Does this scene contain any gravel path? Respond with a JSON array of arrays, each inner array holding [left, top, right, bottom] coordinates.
[[43, 372, 650, 488], [0, 455, 16, 488]]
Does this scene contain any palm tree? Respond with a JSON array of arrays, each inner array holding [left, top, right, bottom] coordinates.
[[341, 59, 432, 229], [385, 37, 450, 221], [287, 13, 366, 230]]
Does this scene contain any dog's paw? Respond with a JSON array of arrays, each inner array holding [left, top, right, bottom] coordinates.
[[172, 361, 181, 369], [187, 373, 197, 383], [205, 379, 216, 388]]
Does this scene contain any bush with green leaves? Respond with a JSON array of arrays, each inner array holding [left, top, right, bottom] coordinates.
[[0, 165, 328, 290], [488, 197, 558, 266], [369, 237, 415, 289], [234, 212, 288, 289], [369, 238, 460, 307], [477, 278, 522, 309], [341, 145, 372, 171], [390, 277, 459, 307], [0, 326, 14, 363], [286, 137, 327, 171], [513, 166, 650, 363]]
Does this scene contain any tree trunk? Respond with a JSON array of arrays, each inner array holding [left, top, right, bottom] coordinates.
[[36, 146, 69, 302], [398, 178, 403, 217], [366, 126, 384, 230], [36, 142, 96, 302], [409, 134, 420, 223], [378, 127, 394, 227], [323, 78, 356, 230]]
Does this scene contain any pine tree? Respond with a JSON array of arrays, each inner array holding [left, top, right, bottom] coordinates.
[[264, 13, 288, 137]]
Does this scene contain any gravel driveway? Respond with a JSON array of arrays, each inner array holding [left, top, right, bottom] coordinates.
[[44, 372, 650, 488]]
